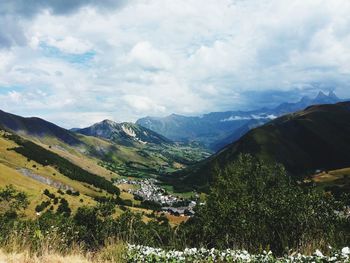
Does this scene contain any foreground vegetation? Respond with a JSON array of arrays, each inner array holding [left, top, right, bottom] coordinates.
[[0, 155, 349, 262], [127, 244, 350, 262]]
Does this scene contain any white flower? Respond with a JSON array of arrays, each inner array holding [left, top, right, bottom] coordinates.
[[342, 247, 350, 255], [314, 249, 324, 257]]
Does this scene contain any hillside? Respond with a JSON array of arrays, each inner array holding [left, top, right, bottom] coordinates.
[[0, 110, 81, 145], [137, 91, 343, 150], [0, 109, 209, 181], [176, 102, 350, 189], [0, 128, 114, 216], [73, 119, 210, 178], [210, 119, 266, 151]]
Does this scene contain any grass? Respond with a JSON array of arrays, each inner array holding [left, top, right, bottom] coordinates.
[[0, 241, 127, 263], [312, 167, 350, 194], [0, 132, 101, 216], [0, 163, 97, 217], [0, 130, 201, 225]]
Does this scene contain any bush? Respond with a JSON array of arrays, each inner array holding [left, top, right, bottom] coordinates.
[[35, 201, 51, 213], [43, 189, 55, 199], [183, 154, 346, 254], [0, 185, 29, 218], [56, 198, 71, 217]]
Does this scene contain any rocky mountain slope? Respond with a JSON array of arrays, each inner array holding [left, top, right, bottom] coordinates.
[[74, 120, 171, 146]]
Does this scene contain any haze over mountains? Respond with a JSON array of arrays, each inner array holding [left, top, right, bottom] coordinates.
[[175, 101, 350, 190], [0, 90, 349, 194], [137, 91, 343, 151]]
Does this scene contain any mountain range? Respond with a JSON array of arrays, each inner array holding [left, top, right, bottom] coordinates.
[[0, 109, 209, 180], [137, 91, 343, 151], [175, 101, 350, 190], [1, 94, 350, 215]]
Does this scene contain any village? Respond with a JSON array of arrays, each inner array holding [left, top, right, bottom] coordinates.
[[114, 178, 197, 216]]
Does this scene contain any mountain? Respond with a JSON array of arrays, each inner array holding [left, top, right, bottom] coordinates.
[[137, 112, 275, 148], [0, 109, 81, 145], [137, 91, 343, 151], [209, 119, 266, 151], [273, 91, 340, 114], [175, 102, 350, 190], [74, 119, 210, 177], [74, 120, 171, 146], [0, 109, 209, 184]]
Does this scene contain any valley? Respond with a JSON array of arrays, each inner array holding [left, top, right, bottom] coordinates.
[[0, 110, 209, 224], [2, 1, 350, 261], [0, 93, 349, 262]]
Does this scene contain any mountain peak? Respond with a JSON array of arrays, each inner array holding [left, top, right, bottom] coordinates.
[[300, 95, 311, 103], [99, 119, 117, 126], [313, 90, 340, 103], [76, 119, 171, 145], [328, 90, 339, 100], [315, 91, 328, 100]]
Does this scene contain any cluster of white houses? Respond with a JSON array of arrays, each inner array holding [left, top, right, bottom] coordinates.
[[115, 178, 196, 216]]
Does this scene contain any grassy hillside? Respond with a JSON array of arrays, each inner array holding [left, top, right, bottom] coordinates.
[[0, 109, 81, 145], [312, 167, 350, 196], [0, 130, 101, 216], [0, 128, 194, 225], [0, 109, 210, 182], [176, 102, 350, 190]]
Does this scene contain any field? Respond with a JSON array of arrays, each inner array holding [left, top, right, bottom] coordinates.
[[312, 167, 350, 194]]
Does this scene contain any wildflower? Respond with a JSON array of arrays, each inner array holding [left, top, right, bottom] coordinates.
[[342, 247, 350, 255], [314, 249, 324, 257]]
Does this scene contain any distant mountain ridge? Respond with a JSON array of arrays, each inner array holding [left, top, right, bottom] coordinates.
[[176, 101, 350, 189], [137, 91, 344, 151], [74, 119, 172, 146]]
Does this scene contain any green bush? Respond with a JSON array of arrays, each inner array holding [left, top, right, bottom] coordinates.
[[183, 154, 347, 254]]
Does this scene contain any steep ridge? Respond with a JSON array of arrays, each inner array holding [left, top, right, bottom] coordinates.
[[137, 91, 343, 150], [176, 102, 350, 189], [0, 109, 81, 145]]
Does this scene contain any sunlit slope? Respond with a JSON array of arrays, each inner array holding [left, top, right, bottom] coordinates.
[[312, 167, 350, 194], [0, 109, 209, 180], [0, 131, 99, 216]]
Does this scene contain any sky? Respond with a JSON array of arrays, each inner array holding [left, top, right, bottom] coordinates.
[[1, 0, 350, 128]]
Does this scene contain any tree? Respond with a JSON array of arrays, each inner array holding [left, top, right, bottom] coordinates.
[[56, 198, 71, 217], [183, 154, 342, 254], [0, 185, 29, 218]]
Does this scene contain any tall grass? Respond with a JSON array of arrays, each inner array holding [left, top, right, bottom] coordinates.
[[0, 233, 127, 263]]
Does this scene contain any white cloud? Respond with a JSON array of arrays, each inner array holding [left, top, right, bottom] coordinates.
[[123, 95, 166, 113], [127, 41, 172, 70], [1, 0, 350, 127], [46, 36, 93, 54]]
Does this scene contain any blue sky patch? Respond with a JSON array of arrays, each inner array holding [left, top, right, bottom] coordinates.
[[39, 42, 96, 65]]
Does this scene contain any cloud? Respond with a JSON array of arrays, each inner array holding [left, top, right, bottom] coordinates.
[[1, 0, 350, 127], [123, 95, 166, 113], [0, 16, 27, 48], [0, 0, 127, 17], [45, 36, 93, 54], [127, 41, 172, 70]]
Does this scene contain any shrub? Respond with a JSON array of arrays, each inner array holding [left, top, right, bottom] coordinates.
[[183, 154, 345, 254], [0, 185, 29, 218]]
